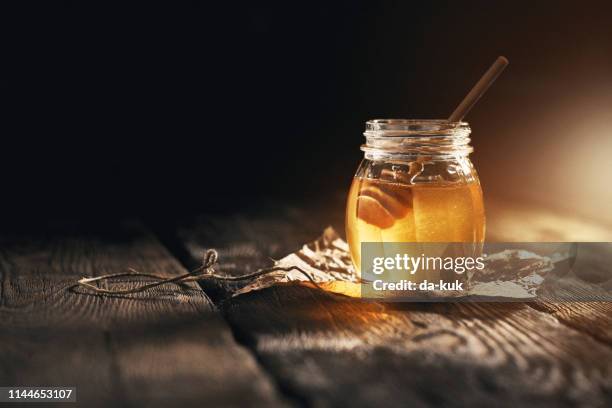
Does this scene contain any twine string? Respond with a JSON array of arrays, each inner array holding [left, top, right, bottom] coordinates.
[[77, 249, 326, 295]]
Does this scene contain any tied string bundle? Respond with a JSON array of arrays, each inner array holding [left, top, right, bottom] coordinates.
[[77, 249, 324, 295]]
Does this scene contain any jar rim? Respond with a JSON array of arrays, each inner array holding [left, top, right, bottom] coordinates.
[[362, 119, 473, 158], [365, 119, 469, 135]]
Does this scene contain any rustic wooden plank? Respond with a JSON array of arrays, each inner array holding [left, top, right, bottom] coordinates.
[[176, 207, 612, 407], [529, 301, 612, 346], [0, 221, 288, 408], [486, 199, 612, 346]]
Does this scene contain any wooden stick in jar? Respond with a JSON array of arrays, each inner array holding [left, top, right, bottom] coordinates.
[[448, 56, 509, 122]]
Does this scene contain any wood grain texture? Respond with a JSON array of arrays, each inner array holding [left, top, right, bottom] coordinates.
[[529, 301, 612, 346], [485, 199, 612, 347], [177, 205, 612, 407], [0, 221, 288, 408]]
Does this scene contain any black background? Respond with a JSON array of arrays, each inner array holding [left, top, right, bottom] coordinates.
[[2, 1, 612, 226]]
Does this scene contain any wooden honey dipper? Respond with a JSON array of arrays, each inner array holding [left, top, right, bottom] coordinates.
[[356, 57, 508, 229]]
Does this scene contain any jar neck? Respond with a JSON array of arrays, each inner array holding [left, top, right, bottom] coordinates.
[[361, 119, 473, 160]]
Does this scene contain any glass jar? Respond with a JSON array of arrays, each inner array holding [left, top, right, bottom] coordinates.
[[346, 119, 485, 273]]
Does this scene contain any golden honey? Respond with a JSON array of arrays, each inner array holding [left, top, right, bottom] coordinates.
[[346, 176, 485, 273]]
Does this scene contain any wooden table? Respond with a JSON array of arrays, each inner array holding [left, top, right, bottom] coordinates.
[[1, 198, 611, 407]]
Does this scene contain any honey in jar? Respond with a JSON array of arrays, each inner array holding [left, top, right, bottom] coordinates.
[[346, 120, 485, 274]]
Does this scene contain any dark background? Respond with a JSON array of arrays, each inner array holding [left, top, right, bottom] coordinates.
[[2, 1, 612, 227]]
